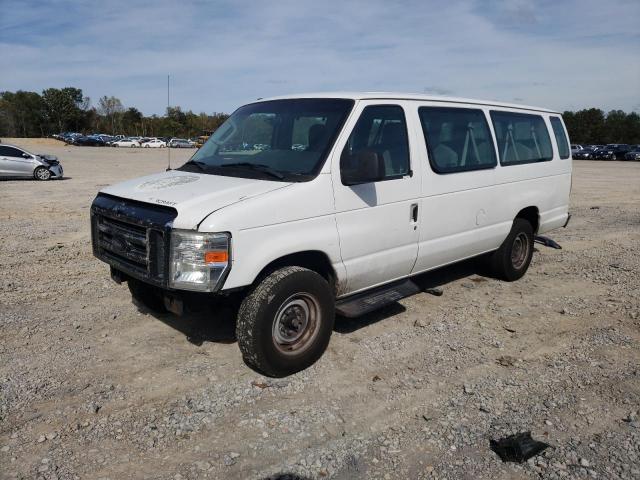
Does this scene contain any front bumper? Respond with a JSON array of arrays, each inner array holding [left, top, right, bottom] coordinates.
[[49, 164, 64, 178]]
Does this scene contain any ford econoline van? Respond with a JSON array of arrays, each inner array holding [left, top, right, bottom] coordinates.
[[91, 93, 572, 377]]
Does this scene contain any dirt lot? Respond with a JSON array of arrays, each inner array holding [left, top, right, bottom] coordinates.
[[1, 139, 639, 480]]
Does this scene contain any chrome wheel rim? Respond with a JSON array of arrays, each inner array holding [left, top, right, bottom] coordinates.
[[511, 232, 530, 270], [272, 293, 320, 355], [36, 168, 50, 180]]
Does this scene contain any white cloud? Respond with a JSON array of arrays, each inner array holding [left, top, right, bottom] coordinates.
[[1, 0, 638, 114]]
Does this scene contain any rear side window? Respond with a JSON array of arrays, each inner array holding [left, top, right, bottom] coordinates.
[[419, 107, 497, 173], [341, 105, 410, 180], [550, 116, 570, 159], [490, 111, 553, 165]]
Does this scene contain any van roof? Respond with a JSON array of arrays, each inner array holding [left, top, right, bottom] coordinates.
[[257, 92, 560, 114]]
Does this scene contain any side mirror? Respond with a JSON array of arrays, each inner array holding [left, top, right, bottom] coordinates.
[[341, 150, 385, 186], [22, 153, 31, 159]]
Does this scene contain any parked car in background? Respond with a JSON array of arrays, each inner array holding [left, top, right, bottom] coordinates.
[[570, 144, 583, 154], [60, 132, 82, 144], [594, 144, 631, 160], [573, 147, 596, 160], [0, 143, 63, 180], [168, 138, 194, 148], [74, 135, 106, 147], [143, 139, 167, 148], [112, 138, 141, 148], [624, 147, 640, 161]]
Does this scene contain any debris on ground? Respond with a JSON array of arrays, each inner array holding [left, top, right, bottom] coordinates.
[[424, 287, 444, 296], [489, 431, 551, 463]]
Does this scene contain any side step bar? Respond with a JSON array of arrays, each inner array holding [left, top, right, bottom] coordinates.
[[335, 279, 421, 318]]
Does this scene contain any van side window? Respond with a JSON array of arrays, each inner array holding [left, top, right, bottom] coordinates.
[[418, 107, 497, 174], [490, 111, 553, 165], [550, 116, 570, 159], [340, 105, 410, 180]]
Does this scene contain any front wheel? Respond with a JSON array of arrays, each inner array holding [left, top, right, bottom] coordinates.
[[490, 218, 534, 281], [236, 266, 335, 377], [34, 166, 51, 181]]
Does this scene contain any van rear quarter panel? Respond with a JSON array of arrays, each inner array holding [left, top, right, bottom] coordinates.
[[198, 174, 346, 291], [490, 112, 572, 235], [411, 104, 571, 274]]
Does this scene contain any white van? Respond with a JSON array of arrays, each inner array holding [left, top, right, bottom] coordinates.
[[91, 93, 572, 376]]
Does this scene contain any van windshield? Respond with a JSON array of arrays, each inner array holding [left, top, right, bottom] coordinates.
[[179, 99, 354, 181]]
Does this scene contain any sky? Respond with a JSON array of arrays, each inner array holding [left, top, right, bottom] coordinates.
[[1, 0, 639, 115]]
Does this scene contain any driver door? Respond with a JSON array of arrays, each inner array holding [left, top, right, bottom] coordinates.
[[331, 102, 421, 295]]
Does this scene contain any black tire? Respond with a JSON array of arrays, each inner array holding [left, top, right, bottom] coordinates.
[[128, 279, 167, 313], [34, 167, 51, 181], [236, 266, 335, 377], [490, 218, 534, 281]]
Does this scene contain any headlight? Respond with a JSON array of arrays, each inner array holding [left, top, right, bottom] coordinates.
[[169, 230, 231, 292]]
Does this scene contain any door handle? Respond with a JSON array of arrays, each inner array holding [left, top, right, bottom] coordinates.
[[411, 203, 419, 223]]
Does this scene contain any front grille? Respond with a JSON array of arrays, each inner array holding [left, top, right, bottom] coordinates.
[[91, 194, 177, 287], [96, 215, 149, 274]]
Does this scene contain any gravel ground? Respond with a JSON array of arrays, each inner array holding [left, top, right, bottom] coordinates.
[[1, 139, 639, 480]]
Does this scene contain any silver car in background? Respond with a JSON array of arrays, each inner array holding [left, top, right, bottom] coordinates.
[[0, 144, 64, 180]]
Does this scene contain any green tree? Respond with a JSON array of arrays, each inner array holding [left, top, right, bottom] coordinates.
[[621, 112, 640, 145], [98, 96, 124, 134], [0, 90, 47, 137], [563, 108, 606, 144], [42, 87, 87, 133], [604, 110, 628, 143], [122, 107, 143, 136]]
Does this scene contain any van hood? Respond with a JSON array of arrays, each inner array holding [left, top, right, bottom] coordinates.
[[100, 170, 291, 229]]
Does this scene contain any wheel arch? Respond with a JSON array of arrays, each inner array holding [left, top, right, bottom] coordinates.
[[253, 250, 337, 292], [515, 206, 540, 234]]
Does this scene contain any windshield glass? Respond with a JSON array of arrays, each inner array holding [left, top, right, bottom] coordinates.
[[179, 98, 354, 181]]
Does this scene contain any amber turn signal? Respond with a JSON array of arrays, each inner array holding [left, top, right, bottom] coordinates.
[[204, 251, 228, 263]]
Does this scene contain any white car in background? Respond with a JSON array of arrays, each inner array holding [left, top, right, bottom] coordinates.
[[143, 139, 167, 148], [112, 138, 141, 148]]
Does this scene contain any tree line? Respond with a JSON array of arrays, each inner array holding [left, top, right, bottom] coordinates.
[[1, 87, 639, 144], [0, 87, 228, 139], [562, 108, 640, 145]]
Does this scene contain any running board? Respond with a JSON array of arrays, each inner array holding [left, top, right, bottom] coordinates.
[[335, 279, 421, 318]]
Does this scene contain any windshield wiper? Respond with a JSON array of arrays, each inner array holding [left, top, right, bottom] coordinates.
[[220, 162, 285, 180], [182, 160, 207, 171]]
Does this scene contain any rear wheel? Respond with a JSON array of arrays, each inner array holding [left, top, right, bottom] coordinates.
[[236, 266, 335, 377], [490, 218, 534, 281], [34, 167, 51, 181]]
